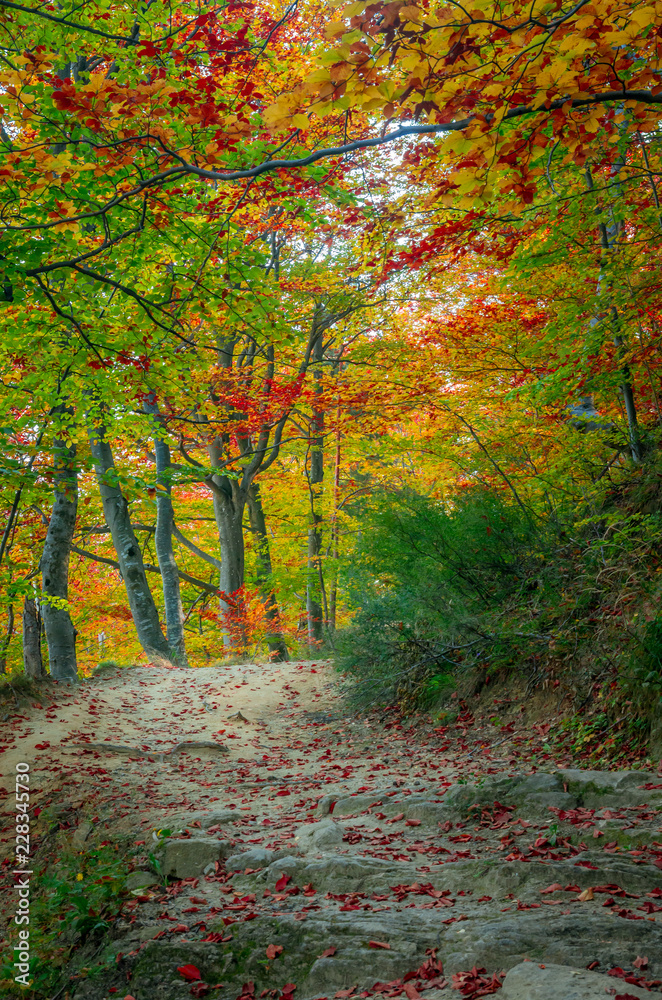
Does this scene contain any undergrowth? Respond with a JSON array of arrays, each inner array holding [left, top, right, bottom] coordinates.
[[1, 840, 130, 998], [335, 458, 662, 747]]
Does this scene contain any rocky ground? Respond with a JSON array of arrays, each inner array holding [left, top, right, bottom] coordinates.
[[2, 658, 662, 1000]]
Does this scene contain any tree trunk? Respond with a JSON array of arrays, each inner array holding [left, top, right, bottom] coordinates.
[[144, 396, 188, 665], [328, 423, 341, 631], [247, 483, 288, 662], [22, 598, 46, 678], [41, 436, 78, 681], [307, 323, 325, 645], [0, 604, 14, 674], [88, 420, 173, 660], [585, 165, 644, 462], [208, 439, 247, 648]]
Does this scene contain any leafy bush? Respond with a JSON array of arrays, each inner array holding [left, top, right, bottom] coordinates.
[[336, 478, 662, 720], [336, 487, 559, 710]]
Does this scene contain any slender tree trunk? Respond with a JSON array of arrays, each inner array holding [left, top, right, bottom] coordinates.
[[585, 165, 644, 462], [0, 604, 14, 674], [307, 324, 325, 644], [88, 420, 172, 660], [22, 598, 46, 678], [41, 436, 78, 680], [247, 483, 288, 662], [328, 423, 341, 631], [144, 396, 188, 665]]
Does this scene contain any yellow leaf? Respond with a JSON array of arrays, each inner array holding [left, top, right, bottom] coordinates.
[[342, 1, 368, 14], [324, 20, 346, 38], [84, 73, 107, 94], [291, 113, 310, 129]]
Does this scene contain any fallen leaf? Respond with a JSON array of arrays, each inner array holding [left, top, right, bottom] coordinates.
[[275, 874, 291, 892], [266, 944, 284, 959], [177, 965, 202, 982], [320, 947, 337, 958], [577, 888, 594, 901], [369, 941, 391, 950]]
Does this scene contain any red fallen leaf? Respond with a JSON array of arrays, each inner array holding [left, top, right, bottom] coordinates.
[[191, 984, 211, 998], [633, 956, 649, 970], [586, 961, 600, 970], [34, 742, 50, 750], [281, 984, 296, 996], [403, 985, 420, 999], [275, 874, 291, 892], [540, 883, 563, 894], [405, 819, 421, 827], [177, 965, 202, 982], [615, 995, 646, 1000], [266, 944, 284, 959], [369, 941, 391, 950], [320, 947, 337, 958]]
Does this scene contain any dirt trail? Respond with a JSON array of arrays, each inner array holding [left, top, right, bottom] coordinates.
[[3, 660, 662, 1000]]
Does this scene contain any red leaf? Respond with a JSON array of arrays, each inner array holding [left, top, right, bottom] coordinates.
[[369, 941, 391, 950], [266, 944, 284, 959], [633, 956, 648, 970], [405, 819, 421, 827], [320, 947, 337, 958], [177, 965, 202, 982], [275, 875, 291, 892]]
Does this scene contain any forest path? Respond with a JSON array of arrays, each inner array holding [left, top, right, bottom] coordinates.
[[3, 660, 662, 1000]]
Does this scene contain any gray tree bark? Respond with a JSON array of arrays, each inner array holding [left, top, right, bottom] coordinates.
[[247, 483, 288, 661], [41, 436, 78, 680], [307, 320, 326, 644], [144, 396, 188, 665], [0, 604, 14, 674], [207, 438, 247, 648], [22, 598, 46, 678], [88, 420, 173, 660]]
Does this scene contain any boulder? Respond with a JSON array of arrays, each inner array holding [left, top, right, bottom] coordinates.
[[501, 961, 652, 999], [438, 908, 662, 975], [156, 837, 234, 878], [555, 768, 661, 808], [295, 818, 344, 852]]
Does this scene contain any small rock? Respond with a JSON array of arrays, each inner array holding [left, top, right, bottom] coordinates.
[[295, 818, 344, 852], [226, 848, 285, 871], [501, 961, 652, 999], [157, 837, 234, 878], [182, 808, 239, 829], [71, 821, 93, 847], [228, 711, 249, 722], [316, 795, 337, 816], [125, 871, 159, 891]]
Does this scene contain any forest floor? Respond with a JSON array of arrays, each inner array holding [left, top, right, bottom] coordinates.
[[2, 659, 662, 1000]]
